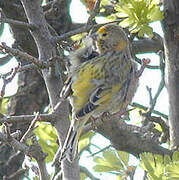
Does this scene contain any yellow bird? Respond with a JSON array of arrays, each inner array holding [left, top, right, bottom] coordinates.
[[60, 24, 138, 162]]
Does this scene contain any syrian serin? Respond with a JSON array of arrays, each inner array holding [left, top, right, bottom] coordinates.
[[60, 24, 138, 162]]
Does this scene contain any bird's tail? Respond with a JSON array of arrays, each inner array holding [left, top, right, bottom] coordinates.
[[59, 116, 89, 162]]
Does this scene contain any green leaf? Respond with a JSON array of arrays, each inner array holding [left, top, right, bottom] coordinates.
[[116, 175, 122, 180], [33, 176, 39, 180], [154, 123, 162, 132], [0, 97, 9, 115], [119, 17, 135, 28], [34, 122, 58, 163], [138, 25, 153, 38], [100, 0, 111, 7], [106, 14, 117, 21], [140, 153, 166, 179], [114, 0, 163, 37], [80, 172, 88, 180], [140, 153, 156, 177], [116, 12, 129, 18], [93, 149, 126, 174], [71, 33, 86, 42], [78, 131, 95, 152], [103, 150, 118, 163], [93, 164, 117, 172], [103, 150, 123, 170], [165, 162, 179, 179], [148, 6, 163, 22], [164, 154, 172, 164], [93, 156, 117, 172], [117, 151, 129, 167], [172, 151, 179, 161], [139, 153, 179, 180]]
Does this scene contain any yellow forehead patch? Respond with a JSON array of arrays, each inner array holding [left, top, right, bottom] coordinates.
[[97, 26, 107, 33]]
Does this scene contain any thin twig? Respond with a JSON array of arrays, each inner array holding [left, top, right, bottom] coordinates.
[[136, 58, 151, 77], [87, 0, 101, 25], [139, 53, 166, 142], [131, 102, 168, 120], [145, 116, 169, 143], [134, 57, 160, 69], [37, 158, 50, 180], [0, 113, 54, 124], [52, 20, 123, 43], [88, 145, 112, 157], [0, 131, 28, 153], [0, 17, 36, 29], [0, 54, 12, 66], [149, 51, 165, 111], [0, 63, 20, 97], [4, 122, 11, 138], [0, 42, 57, 69], [0, 131, 49, 180], [0, 43, 42, 67], [30, 135, 49, 179], [42, 1, 53, 11], [144, 51, 165, 114], [3, 168, 27, 180], [20, 112, 40, 143], [18, 64, 38, 72], [146, 86, 153, 107]]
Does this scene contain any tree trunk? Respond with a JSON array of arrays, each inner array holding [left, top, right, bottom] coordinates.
[[163, 0, 179, 149], [0, 0, 75, 179]]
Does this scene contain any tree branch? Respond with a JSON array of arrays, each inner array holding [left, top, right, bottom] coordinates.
[[20, 0, 77, 179], [0, 63, 20, 97], [3, 168, 27, 180], [18, 63, 38, 72], [0, 113, 54, 124], [132, 39, 163, 54], [80, 166, 100, 180], [20, 112, 40, 143], [0, 55, 12, 66], [131, 102, 168, 120], [87, 0, 101, 25], [0, 17, 36, 29], [0, 118, 49, 180], [0, 43, 43, 67], [82, 114, 172, 157]]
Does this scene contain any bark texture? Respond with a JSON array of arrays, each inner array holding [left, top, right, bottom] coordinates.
[[163, 0, 179, 149]]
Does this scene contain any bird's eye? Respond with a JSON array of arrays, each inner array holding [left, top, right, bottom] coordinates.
[[102, 33, 107, 37]]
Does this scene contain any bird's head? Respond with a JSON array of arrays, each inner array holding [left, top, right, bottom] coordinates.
[[93, 24, 129, 54]]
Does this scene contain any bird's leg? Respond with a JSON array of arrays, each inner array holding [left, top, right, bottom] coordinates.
[[90, 116, 97, 129], [113, 108, 135, 118], [90, 112, 111, 129], [100, 112, 111, 122], [136, 58, 151, 78]]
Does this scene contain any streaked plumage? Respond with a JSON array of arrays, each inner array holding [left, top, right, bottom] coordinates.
[[68, 36, 98, 72], [60, 24, 138, 162]]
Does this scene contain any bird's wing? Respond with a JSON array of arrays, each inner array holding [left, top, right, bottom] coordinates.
[[60, 51, 136, 162], [71, 51, 132, 117]]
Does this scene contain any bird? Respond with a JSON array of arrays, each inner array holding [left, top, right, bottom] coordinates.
[[60, 24, 138, 162], [68, 35, 99, 72]]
